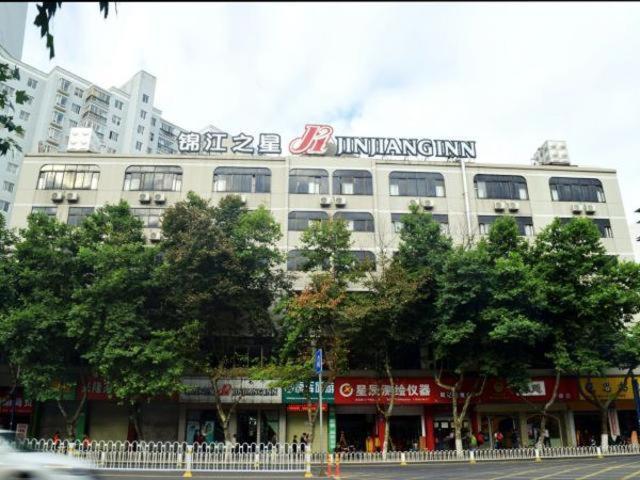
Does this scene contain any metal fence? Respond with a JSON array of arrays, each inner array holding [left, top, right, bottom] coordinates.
[[14, 439, 640, 471]]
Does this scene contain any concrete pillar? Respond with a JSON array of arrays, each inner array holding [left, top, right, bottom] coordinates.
[[518, 412, 528, 448], [565, 410, 576, 447], [177, 405, 186, 442], [279, 406, 287, 443], [423, 408, 435, 451]]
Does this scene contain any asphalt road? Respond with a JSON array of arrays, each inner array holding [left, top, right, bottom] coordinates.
[[96, 455, 640, 480]]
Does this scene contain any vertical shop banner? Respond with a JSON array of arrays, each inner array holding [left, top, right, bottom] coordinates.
[[328, 409, 336, 453]]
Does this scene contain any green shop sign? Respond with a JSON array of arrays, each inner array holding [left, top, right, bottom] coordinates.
[[283, 381, 334, 404]]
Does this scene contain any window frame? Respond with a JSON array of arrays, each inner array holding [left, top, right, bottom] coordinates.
[[213, 167, 272, 193], [287, 211, 329, 231], [36, 164, 100, 191], [123, 165, 183, 192], [288, 169, 329, 194], [389, 171, 446, 197], [67, 207, 95, 226], [332, 170, 373, 196], [549, 177, 606, 203], [477, 215, 534, 236], [333, 211, 375, 232], [474, 174, 529, 200]]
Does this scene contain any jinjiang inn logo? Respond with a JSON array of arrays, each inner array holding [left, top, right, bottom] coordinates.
[[177, 124, 477, 159]]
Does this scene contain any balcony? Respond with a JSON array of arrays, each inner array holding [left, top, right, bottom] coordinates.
[[80, 106, 108, 124], [85, 86, 111, 106], [159, 126, 176, 138]]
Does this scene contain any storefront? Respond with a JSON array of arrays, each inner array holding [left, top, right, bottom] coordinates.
[[0, 388, 33, 437], [283, 381, 332, 451], [179, 377, 283, 444], [334, 377, 434, 452]]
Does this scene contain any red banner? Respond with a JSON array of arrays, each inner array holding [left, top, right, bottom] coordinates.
[[334, 377, 580, 406], [286, 403, 328, 413], [0, 389, 33, 414], [78, 378, 110, 401], [335, 378, 440, 405]]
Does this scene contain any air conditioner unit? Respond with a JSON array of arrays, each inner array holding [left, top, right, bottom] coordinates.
[[320, 196, 332, 207], [571, 203, 584, 214], [584, 204, 596, 214], [51, 191, 64, 203], [148, 231, 162, 243], [420, 198, 435, 210], [139, 193, 151, 204], [66, 192, 79, 203], [334, 196, 346, 207], [239, 194, 248, 205], [507, 201, 520, 212], [153, 193, 166, 204], [493, 201, 506, 212]]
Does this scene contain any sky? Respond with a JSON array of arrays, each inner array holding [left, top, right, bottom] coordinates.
[[20, 2, 640, 246]]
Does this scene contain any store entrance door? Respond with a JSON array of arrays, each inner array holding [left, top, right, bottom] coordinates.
[[237, 410, 258, 444]]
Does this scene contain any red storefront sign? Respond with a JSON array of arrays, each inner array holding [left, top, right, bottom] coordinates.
[[334, 377, 580, 405], [77, 378, 110, 400], [0, 389, 33, 414], [286, 403, 328, 413], [335, 378, 439, 405]]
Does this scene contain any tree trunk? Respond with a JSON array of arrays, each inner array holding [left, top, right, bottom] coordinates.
[[57, 387, 87, 440], [536, 370, 561, 450], [380, 359, 395, 455], [537, 415, 547, 450], [600, 409, 609, 451], [383, 412, 391, 455], [129, 402, 143, 441]]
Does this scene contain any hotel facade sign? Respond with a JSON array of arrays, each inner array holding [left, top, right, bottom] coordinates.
[[177, 124, 476, 159]]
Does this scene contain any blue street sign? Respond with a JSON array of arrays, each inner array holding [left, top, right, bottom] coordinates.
[[314, 349, 323, 374]]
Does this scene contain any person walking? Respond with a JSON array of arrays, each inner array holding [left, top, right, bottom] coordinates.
[[469, 432, 478, 452], [543, 428, 551, 447], [494, 430, 503, 449]]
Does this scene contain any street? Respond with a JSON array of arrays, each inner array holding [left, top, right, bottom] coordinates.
[[96, 455, 640, 480]]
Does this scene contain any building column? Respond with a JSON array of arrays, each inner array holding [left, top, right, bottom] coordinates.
[[177, 405, 186, 442], [424, 408, 435, 451], [279, 406, 287, 443], [565, 410, 577, 447], [518, 412, 528, 448]]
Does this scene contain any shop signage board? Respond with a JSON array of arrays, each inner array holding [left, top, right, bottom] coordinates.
[[286, 403, 328, 413], [578, 376, 634, 401], [180, 378, 282, 404], [283, 381, 335, 404], [78, 377, 110, 400], [335, 378, 438, 405], [0, 391, 33, 414], [177, 124, 477, 160], [480, 377, 579, 403]]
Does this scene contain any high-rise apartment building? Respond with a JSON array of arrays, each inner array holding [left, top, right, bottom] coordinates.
[[0, 2, 27, 60], [0, 44, 188, 219]]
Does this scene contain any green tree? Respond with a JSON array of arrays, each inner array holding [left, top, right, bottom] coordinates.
[[0, 64, 27, 157], [157, 192, 287, 442], [0, 212, 88, 438], [68, 201, 189, 440], [530, 217, 640, 449]]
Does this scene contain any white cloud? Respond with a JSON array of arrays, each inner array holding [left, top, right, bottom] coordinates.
[[21, 2, 640, 227]]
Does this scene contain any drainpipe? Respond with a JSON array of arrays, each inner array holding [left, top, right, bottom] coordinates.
[[459, 158, 473, 236]]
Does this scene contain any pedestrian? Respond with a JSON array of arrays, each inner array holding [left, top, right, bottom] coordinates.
[[494, 430, 503, 449], [52, 431, 61, 446], [301, 432, 308, 452], [292, 435, 298, 453], [543, 428, 550, 447], [510, 430, 519, 449], [476, 430, 485, 448], [81, 434, 92, 449], [338, 431, 348, 452], [469, 432, 478, 452]]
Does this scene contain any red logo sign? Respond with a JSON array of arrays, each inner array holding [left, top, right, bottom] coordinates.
[[289, 124, 334, 155], [334, 378, 437, 405]]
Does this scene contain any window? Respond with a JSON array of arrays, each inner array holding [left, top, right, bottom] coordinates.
[[19, 110, 30, 121], [69, 120, 78, 128], [351, 251, 376, 271], [333, 170, 373, 195], [7, 163, 18, 174], [288, 211, 329, 231], [0, 200, 9, 213], [74, 87, 83, 98], [27, 78, 38, 89], [37, 164, 100, 190], [109, 131, 119, 141], [213, 167, 271, 193], [137, 125, 145, 134], [58, 78, 71, 93], [115, 99, 124, 110], [25, 94, 34, 105], [31, 206, 57, 218], [1, 84, 15, 97], [107, 147, 116, 154], [389, 171, 445, 197], [135, 141, 142, 151], [477, 215, 534, 236], [112, 115, 121, 126], [51, 111, 64, 126], [3, 181, 14, 193], [289, 169, 329, 194], [151, 117, 156, 126], [142, 94, 149, 104], [549, 177, 605, 202], [71, 103, 81, 114], [140, 110, 147, 120], [474, 174, 528, 200], [47, 127, 62, 142], [55, 94, 68, 109], [392, 213, 449, 235], [333, 212, 375, 232], [124, 165, 182, 191], [67, 207, 95, 226], [150, 132, 154, 141], [131, 207, 165, 228], [147, 147, 153, 154], [287, 250, 310, 271], [558, 217, 613, 238]]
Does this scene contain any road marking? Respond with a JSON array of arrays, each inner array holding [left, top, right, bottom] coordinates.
[[529, 464, 600, 480], [620, 467, 640, 480], [575, 460, 640, 480]]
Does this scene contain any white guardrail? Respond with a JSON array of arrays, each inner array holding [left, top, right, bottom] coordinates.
[[14, 439, 640, 471]]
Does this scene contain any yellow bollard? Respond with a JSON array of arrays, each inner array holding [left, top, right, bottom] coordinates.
[[334, 453, 341, 480], [304, 452, 313, 478], [470, 450, 476, 464], [597, 447, 604, 459], [183, 445, 193, 478], [534, 448, 542, 463], [400, 452, 407, 466]]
